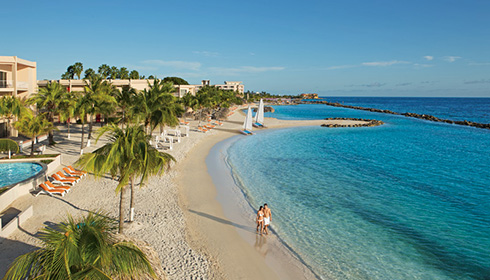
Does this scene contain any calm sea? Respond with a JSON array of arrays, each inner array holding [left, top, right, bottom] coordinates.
[[225, 98, 490, 279]]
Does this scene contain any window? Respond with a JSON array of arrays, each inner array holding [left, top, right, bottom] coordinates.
[[0, 71, 6, 88]]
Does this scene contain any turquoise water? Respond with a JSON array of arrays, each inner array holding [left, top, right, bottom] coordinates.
[[0, 162, 43, 188], [226, 103, 490, 279]]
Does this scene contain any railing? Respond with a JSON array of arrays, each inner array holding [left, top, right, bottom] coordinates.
[[0, 80, 29, 89], [0, 80, 13, 88]]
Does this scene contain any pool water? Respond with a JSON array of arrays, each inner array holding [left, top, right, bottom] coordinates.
[[0, 162, 44, 188]]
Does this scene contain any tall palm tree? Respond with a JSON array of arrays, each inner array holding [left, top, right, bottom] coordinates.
[[98, 64, 111, 79], [74, 92, 91, 152], [0, 96, 31, 137], [76, 124, 174, 233], [73, 62, 84, 80], [83, 75, 117, 146], [119, 67, 129, 79], [133, 79, 183, 134], [3, 212, 156, 280], [109, 66, 119, 79], [13, 114, 55, 156], [59, 91, 78, 139], [129, 70, 140, 79], [84, 68, 95, 79], [27, 81, 66, 145], [112, 85, 137, 129]]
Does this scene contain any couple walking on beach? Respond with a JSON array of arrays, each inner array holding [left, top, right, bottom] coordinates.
[[256, 203, 271, 235]]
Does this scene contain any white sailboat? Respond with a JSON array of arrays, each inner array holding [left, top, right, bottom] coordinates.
[[253, 99, 266, 128], [241, 106, 254, 135]]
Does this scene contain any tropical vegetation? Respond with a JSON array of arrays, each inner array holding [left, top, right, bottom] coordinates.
[[2, 212, 156, 280], [76, 124, 174, 233], [27, 81, 67, 145], [13, 114, 55, 156], [0, 138, 19, 158]]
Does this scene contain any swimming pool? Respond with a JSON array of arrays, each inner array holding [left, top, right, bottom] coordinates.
[[0, 162, 44, 188]]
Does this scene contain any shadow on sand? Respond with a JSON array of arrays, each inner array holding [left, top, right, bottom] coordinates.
[[188, 209, 255, 232]]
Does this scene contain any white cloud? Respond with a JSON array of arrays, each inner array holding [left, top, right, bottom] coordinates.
[[423, 56, 434, 61], [192, 51, 219, 57], [142, 60, 202, 70], [443, 56, 461, 63], [361, 60, 410, 67]]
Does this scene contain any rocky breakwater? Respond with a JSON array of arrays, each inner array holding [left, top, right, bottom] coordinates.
[[321, 117, 384, 128], [322, 102, 490, 130]]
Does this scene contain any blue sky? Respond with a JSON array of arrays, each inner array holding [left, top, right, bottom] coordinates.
[[2, 0, 489, 96]]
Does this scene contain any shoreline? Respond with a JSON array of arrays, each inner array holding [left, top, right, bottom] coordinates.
[[0, 107, 371, 279], [175, 109, 370, 279]]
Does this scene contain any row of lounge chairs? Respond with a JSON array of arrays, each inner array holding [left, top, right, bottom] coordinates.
[[36, 166, 87, 197]]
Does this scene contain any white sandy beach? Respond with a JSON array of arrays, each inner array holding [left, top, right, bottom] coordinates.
[[0, 107, 368, 279]]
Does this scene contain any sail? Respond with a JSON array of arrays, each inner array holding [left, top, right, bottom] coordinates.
[[243, 106, 253, 131], [256, 99, 265, 124]]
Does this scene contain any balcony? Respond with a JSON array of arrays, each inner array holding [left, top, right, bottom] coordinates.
[[0, 80, 29, 90]]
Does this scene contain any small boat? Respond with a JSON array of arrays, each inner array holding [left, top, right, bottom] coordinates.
[[241, 106, 254, 135], [253, 99, 266, 128]]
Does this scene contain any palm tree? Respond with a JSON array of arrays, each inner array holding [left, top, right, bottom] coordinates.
[[3, 211, 156, 280], [73, 62, 84, 79], [129, 70, 140, 79], [119, 67, 129, 79], [27, 81, 66, 145], [133, 79, 183, 134], [98, 64, 111, 79], [84, 68, 95, 79], [74, 92, 91, 152], [0, 139, 19, 158], [83, 75, 117, 146], [76, 124, 174, 233], [0, 96, 30, 137], [109, 66, 119, 79], [13, 114, 55, 156], [59, 91, 78, 139], [61, 65, 75, 79], [112, 85, 137, 129]]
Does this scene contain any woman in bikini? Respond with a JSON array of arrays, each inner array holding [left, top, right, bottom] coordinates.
[[256, 206, 264, 234]]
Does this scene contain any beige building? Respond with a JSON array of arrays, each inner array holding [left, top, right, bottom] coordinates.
[[175, 80, 244, 97], [0, 56, 37, 137], [0, 56, 37, 99], [38, 79, 245, 98], [37, 79, 153, 93]]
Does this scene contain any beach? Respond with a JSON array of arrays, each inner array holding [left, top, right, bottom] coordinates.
[[0, 108, 367, 279]]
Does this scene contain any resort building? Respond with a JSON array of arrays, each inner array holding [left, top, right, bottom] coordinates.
[[175, 80, 244, 97], [38, 79, 245, 98], [0, 56, 37, 137]]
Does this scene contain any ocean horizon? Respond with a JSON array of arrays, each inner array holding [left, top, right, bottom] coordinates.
[[218, 97, 490, 279]]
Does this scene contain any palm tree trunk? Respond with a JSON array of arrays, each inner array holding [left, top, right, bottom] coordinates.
[[129, 177, 135, 222], [48, 113, 55, 145], [88, 115, 93, 147], [30, 138, 35, 156], [118, 185, 126, 234], [80, 122, 85, 151], [67, 121, 71, 139]]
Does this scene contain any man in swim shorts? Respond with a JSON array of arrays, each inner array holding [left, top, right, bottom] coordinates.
[[263, 203, 271, 235]]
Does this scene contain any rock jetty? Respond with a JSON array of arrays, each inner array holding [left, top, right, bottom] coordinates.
[[321, 118, 384, 128], [300, 100, 490, 130]]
